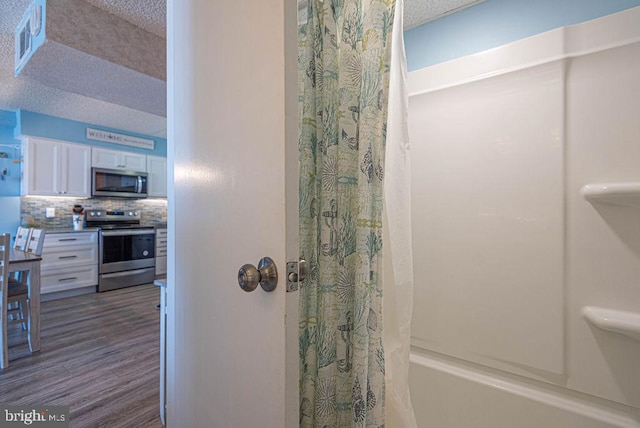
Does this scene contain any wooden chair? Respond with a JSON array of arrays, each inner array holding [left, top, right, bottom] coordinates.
[[8, 229, 44, 331], [1, 232, 10, 368], [13, 227, 31, 252], [25, 229, 45, 256]]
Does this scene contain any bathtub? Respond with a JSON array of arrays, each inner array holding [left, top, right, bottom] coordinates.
[[407, 7, 640, 427]]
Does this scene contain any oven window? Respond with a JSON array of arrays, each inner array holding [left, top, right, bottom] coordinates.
[[103, 234, 155, 263]]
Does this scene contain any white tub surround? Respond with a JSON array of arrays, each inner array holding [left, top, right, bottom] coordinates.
[[408, 6, 640, 427], [582, 307, 640, 342], [581, 183, 640, 209]]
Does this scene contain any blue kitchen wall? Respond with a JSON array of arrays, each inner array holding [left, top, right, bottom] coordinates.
[[404, 0, 640, 71], [16, 110, 167, 156], [0, 110, 21, 197], [0, 110, 21, 234]]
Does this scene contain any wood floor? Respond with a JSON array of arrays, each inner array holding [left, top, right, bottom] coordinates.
[[0, 284, 163, 428]]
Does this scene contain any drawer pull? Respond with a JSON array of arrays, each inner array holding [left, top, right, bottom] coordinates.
[[158, 240, 167, 244], [58, 238, 78, 242], [58, 277, 78, 282], [58, 255, 78, 259]]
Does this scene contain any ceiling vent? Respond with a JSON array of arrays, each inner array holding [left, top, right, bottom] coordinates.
[[15, 0, 44, 75], [13, 0, 166, 117]]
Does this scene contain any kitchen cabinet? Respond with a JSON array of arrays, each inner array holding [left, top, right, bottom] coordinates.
[[155, 228, 167, 277], [147, 155, 167, 198], [91, 147, 147, 171], [41, 231, 99, 294], [22, 137, 91, 197]]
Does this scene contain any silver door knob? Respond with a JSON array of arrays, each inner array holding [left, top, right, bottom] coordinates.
[[238, 257, 278, 292]]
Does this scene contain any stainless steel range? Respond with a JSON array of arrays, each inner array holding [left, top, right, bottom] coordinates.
[[86, 210, 156, 292]]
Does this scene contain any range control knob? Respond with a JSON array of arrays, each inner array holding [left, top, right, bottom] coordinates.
[[96, 212, 102, 217], [128, 212, 134, 216], [89, 212, 95, 217], [133, 212, 138, 217]]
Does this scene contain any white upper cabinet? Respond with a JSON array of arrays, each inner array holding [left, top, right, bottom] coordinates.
[[91, 147, 147, 171], [22, 137, 91, 197], [146, 155, 167, 198]]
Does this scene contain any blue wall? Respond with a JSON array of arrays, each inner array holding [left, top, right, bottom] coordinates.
[[0, 111, 22, 234], [0, 110, 22, 197], [404, 0, 640, 71]]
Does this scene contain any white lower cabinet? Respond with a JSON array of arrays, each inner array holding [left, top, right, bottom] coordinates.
[[41, 265, 99, 294], [41, 231, 99, 294], [155, 228, 167, 276]]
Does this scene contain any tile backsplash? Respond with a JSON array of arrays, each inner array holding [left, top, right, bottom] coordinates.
[[21, 196, 167, 229]]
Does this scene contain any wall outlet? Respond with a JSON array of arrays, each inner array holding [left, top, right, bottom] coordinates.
[[45, 207, 55, 218]]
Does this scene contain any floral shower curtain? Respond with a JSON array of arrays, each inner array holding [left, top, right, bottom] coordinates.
[[298, 0, 396, 426]]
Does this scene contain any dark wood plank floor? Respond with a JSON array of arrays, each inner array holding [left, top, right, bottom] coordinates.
[[0, 284, 163, 428]]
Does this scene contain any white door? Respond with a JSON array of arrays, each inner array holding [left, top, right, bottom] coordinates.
[[167, 1, 298, 427]]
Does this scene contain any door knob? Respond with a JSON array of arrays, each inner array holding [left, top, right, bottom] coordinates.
[[238, 257, 278, 292]]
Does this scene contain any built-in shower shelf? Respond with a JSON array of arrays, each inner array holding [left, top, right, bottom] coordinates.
[[582, 306, 640, 341], [581, 183, 640, 209]]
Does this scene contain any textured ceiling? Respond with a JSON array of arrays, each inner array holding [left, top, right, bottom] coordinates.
[[0, 0, 478, 140], [404, 0, 485, 29], [83, 0, 166, 38], [0, 0, 167, 138]]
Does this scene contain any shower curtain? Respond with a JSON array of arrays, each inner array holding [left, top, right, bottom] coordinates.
[[382, 0, 417, 426], [298, 0, 415, 426]]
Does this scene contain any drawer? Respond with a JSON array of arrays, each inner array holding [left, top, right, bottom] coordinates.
[[156, 229, 167, 251], [156, 247, 167, 257], [156, 256, 167, 276], [41, 264, 98, 294], [44, 232, 98, 248], [41, 245, 98, 270]]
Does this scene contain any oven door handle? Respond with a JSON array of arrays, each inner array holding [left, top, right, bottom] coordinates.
[[101, 229, 156, 237]]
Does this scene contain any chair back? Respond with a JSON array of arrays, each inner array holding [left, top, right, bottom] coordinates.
[[26, 229, 45, 256], [0, 232, 9, 291], [0, 233, 10, 369], [14, 227, 31, 252]]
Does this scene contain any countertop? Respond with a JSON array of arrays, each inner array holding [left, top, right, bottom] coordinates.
[[42, 228, 100, 234], [43, 223, 167, 233]]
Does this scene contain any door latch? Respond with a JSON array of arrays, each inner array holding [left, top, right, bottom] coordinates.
[[286, 259, 307, 292]]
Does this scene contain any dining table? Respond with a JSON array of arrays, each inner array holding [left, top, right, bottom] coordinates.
[[8, 248, 41, 353]]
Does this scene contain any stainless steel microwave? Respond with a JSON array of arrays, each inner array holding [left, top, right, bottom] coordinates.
[[92, 168, 148, 198]]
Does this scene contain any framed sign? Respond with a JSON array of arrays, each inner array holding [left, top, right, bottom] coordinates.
[[86, 128, 155, 150]]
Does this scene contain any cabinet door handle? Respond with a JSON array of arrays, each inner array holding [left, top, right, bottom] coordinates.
[[58, 238, 78, 242], [58, 277, 78, 282], [58, 255, 78, 259]]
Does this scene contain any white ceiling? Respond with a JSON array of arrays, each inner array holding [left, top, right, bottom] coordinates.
[[0, 0, 481, 140]]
